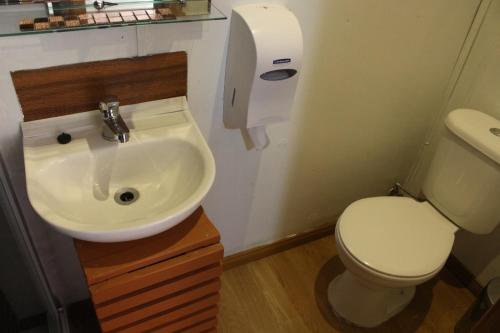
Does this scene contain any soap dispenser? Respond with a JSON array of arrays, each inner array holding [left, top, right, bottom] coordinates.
[[223, 4, 303, 150]]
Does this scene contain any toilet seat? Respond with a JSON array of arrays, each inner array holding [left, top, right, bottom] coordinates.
[[337, 197, 457, 278]]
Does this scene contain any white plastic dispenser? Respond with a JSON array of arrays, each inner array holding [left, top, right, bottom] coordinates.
[[223, 4, 303, 150]]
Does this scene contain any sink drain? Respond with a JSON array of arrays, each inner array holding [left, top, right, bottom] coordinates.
[[114, 188, 139, 205]]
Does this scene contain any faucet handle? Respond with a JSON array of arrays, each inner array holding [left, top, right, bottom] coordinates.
[[99, 96, 120, 119]]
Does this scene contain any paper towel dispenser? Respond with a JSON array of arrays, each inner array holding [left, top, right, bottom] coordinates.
[[223, 4, 303, 150], [260, 69, 298, 81]]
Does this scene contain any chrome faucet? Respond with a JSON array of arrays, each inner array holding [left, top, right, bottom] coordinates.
[[99, 96, 130, 143]]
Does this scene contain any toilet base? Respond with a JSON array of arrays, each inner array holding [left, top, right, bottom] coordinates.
[[328, 270, 415, 328]]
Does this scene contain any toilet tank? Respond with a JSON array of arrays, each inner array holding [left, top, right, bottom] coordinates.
[[422, 109, 500, 234]]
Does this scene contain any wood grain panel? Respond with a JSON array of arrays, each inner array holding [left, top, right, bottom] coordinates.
[[76, 208, 220, 285], [96, 264, 222, 319], [100, 280, 220, 331], [12, 52, 187, 121], [73, 208, 222, 333], [115, 294, 220, 333], [218, 235, 476, 333], [90, 244, 223, 304], [176, 318, 218, 333], [152, 308, 218, 333]]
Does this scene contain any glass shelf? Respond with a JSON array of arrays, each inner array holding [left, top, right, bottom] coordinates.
[[0, 0, 226, 37]]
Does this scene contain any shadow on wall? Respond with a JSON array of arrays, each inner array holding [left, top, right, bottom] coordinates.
[[204, 0, 478, 254], [404, 0, 500, 287], [278, 0, 355, 237], [453, 225, 500, 286], [206, 0, 342, 251], [204, 24, 264, 254], [278, 0, 445, 237]]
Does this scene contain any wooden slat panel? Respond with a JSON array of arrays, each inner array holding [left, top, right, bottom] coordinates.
[[152, 308, 218, 333], [12, 52, 187, 121], [176, 318, 218, 333], [91, 244, 223, 304], [100, 279, 220, 332], [109, 295, 220, 333], [97, 264, 222, 318], [76, 208, 221, 285]]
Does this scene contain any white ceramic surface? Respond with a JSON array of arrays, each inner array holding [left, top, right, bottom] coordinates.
[[330, 220, 438, 327], [445, 109, 500, 164], [423, 109, 500, 234], [338, 196, 457, 278], [22, 97, 216, 242], [329, 109, 500, 327]]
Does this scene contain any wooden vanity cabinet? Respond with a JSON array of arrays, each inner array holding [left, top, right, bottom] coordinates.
[[74, 207, 223, 333]]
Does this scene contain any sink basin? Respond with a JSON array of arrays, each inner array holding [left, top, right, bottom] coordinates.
[[22, 97, 215, 242]]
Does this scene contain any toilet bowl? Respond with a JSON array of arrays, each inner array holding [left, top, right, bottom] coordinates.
[[328, 197, 456, 327], [327, 109, 500, 328]]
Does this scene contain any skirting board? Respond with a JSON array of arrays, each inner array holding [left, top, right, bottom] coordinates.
[[223, 224, 483, 297], [223, 224, 334, 270]]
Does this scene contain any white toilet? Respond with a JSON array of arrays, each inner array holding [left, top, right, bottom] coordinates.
[[328, 109, 500, 328]]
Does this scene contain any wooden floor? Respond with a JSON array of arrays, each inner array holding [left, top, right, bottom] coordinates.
[[218, 236, 476, 333]]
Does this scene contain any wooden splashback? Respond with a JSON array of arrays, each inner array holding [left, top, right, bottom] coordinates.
[[11, 51, 187, 121]]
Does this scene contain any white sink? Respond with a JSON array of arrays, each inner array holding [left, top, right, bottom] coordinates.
[[22, 97, 215, 242]]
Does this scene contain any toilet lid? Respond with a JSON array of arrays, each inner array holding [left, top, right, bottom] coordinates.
[[338, 197, 456, 278]]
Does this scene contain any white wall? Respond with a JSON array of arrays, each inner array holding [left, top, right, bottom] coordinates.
[[0, 0, 480, 304], [406, 0, 500, 286]]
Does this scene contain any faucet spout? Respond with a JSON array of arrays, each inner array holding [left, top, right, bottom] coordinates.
[[117, 132, 129, 144], [103, 116, 130, 143], [99, 96, 130, 143]]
